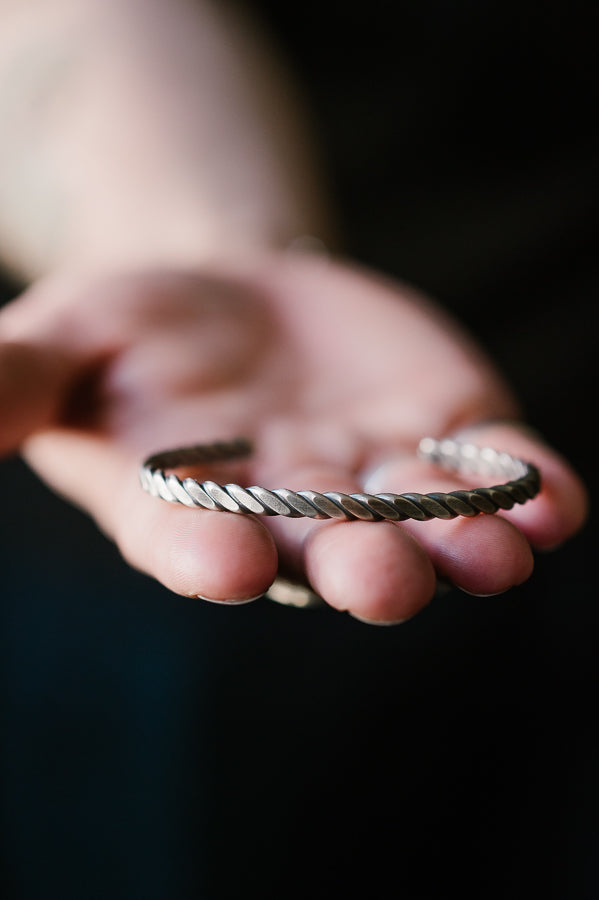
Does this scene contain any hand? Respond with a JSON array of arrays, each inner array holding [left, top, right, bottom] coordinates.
[[0, 252, 588, 623]]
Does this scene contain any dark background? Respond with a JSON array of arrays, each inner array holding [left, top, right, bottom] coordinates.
[[1, 2, 597, 898]]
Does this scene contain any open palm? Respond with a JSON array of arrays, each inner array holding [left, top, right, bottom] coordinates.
[[0, 253, 587, 623]]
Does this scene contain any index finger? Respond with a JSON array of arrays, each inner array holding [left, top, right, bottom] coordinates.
[[23, 428, 279, 603]]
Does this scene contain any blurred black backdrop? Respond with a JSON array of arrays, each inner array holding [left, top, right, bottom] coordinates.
[[1, 2, 597, 898]]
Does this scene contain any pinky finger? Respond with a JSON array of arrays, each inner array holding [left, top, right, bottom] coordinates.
[[452, 422, 589, 550]]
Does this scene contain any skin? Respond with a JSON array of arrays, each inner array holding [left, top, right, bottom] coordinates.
[[0, 255, 588, 622], [0, 1, 589, 623]]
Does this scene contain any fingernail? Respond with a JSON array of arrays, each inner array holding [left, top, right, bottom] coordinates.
[[459, 588, 505, 598], [196, 592, 265, 605], [348, 612, 411, 626]]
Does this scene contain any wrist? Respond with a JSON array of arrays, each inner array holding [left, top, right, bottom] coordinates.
[[0, 0, 338, 282]]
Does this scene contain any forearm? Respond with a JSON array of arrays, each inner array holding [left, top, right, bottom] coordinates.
[[0, 0, 335, 281]]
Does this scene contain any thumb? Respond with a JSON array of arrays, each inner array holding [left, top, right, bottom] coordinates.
[[0, 272, 118, 456], [0, 339, 77, 455]]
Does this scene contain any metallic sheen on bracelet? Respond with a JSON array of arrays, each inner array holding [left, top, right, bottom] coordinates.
[[139, 437, 541, 521]]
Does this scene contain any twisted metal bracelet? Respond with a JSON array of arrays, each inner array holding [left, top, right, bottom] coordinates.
[[139, 436, 540, 521]]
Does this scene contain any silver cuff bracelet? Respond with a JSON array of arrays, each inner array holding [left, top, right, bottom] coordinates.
[[139, 436, 541, 522]]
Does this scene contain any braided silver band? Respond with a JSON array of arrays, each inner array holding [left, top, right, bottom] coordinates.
[[139, 436, 540, 521]]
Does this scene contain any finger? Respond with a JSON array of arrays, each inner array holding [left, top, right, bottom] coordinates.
[[0, 278, 109, 455], [305, 520, 437, 624], [264, 464, 437, 623], [23, 430, 279, 603], [0, 341, 75, 455], [451, 421, 589, 549], [363, 456, 534, 597], [0, 272, 212, 456]]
